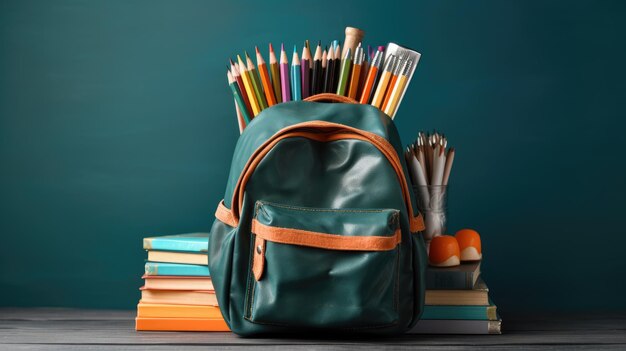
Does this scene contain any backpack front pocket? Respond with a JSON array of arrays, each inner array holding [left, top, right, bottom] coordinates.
[[244, 201, 401, 329]]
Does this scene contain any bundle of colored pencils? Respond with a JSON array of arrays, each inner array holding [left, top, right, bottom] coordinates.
[[226, 27, 421, 133]]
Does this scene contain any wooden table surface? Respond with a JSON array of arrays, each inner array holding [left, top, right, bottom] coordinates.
[[1, 308, 625, 350]]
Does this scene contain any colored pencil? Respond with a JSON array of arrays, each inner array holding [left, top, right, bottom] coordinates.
[[336, 48, 352, 96], [311, 42, 323, 95], [381, 64, 400, 111], [358, 50, 369, 98], [358, 48, 383, 104], [255, 46, 276, 107], [301, 42, 311, 99], [245, 51, 267, 110], [268, 43, 282, 104], [324, 44, 335, 93], [383, 59, 412, 118], [371, 54, 396, 108], [332, 43, 341, 93], [237, 55, 261, 116], [227, 70, 251, 124], [291, 46, 301, 101], [234, 98, 245, 133], [381, 51, 407, 111], [230, 60, 253, 117], [320, 48, 327, 95], [347, 44, 363, 99], [280, 43, 291, 102]]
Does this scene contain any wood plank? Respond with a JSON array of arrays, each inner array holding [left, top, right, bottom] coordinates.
[[0, 308, 625, 349]]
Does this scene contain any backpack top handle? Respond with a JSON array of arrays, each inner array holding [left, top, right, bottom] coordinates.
[[304, 93, 357, 104]]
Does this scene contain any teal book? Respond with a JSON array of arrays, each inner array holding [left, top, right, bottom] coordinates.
[[143, 233, 208, 253], [426, 261, 481, 290], [144, 262, 210, 276], [421, 300, 497, 320]]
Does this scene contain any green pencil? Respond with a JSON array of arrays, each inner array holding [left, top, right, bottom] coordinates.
[[336, 48, 352, 96], [227, 70, 251, 124], [245, 51, 268, 110]]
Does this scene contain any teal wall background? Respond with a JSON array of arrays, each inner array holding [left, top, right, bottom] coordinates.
[[1, 0, 625, 315]]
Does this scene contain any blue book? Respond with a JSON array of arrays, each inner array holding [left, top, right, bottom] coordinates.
[[143, 233, 208, 253], [421, 300, 497, 320], [144, 262, 210, 276]]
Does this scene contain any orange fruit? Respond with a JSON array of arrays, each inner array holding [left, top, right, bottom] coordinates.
[[455, 229, 482, 261], [429, 235, 460, 267]]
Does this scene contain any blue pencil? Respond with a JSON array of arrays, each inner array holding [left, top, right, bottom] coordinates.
[[291, 45, 302, 101]]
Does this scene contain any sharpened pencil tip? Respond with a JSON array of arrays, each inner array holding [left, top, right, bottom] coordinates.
[[293, 45, 297, 53], [281, 43, 284, 51], [269, 43, 274, 52], [255, 46, 260, 54]]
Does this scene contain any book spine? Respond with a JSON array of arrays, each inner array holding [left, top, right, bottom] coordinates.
[[408, 319, 501, 334], [421, 305, 497, 320], [143, 237, 208, 253], [144, 262, 210, 276], [425, 270, 477, 290]]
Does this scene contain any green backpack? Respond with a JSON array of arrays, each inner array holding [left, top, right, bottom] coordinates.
[[209, 93, 427, 336]]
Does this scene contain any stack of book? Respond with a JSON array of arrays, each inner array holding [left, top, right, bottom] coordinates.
[[135, 233, 229, 331], [409, 261, 502, 334]]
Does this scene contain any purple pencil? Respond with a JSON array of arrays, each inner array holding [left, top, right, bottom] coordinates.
[[280, 43, 292, 102], [301, 43, 311, 99]]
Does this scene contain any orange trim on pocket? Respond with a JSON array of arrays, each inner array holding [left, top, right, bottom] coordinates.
[[251, 219, 401, 281], [215, 200, 237, 227], [251, 219, 401, 251]]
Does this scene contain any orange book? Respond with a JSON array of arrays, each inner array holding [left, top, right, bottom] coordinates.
[[143, 275, 214, 291], [140, 287, 218, 306], [137, 301, 223, 318], [135, 317, 230, 332]]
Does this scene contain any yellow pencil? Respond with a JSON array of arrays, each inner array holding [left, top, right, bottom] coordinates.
[[237, 55, 261, 116], [246, 51, 268, 110], [383, 60, 412, 118], [370, 55, 397, 108]]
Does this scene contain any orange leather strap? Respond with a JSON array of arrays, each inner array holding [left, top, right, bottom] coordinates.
[[215, 199, 423, 233], [251, 219, 401, 251], [214, 200, 237, 227], [304, 93, 357, 104], [252, 236, 266, 281], [410, 213, 425, 233]]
